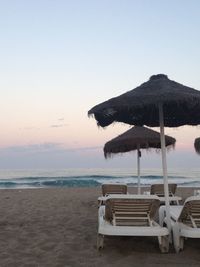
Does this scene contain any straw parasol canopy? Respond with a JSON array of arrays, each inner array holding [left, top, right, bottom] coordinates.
[[104, 126, 176, 194], [194, 137, 200, 154], [88, 74, 200, 128], [104, 126, 176, 158]]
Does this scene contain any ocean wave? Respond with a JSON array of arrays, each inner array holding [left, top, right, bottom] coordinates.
[[0, 174, 190, 181], [0, 174, 199, 189]]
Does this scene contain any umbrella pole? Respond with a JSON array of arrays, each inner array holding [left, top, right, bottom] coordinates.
[[137, 144, 141, 194], [159, 103, 171, 232]]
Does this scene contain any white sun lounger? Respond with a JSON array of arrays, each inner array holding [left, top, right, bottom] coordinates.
[[159, 196, 200, 253], [150, 183, 181, 205], [150, 183, 177, 197], [98, 183, 128, 207], [97, 194, 169, 253], [101, 183, 128, 196]]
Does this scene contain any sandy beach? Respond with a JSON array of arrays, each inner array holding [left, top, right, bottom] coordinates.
[[0, 186, 200, 267]]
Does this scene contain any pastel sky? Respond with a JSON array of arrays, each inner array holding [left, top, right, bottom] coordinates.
[[1, 0, 200, 169]]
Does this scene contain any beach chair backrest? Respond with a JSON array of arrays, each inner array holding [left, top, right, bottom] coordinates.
[[102, 184, 127, 196], [150, 183, 177, 197], [105, 198, 160, 226], [178, 197, 200, 228]]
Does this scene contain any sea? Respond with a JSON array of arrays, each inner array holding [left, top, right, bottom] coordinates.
[[0, 168, 200, 189]]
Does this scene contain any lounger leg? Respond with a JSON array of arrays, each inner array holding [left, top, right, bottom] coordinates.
[[158, 236, 169, 253], [97, 234, 104, 250], [159, 206, 166, 226], [172, 223, 181, 253], [179, 236, 184, 250]]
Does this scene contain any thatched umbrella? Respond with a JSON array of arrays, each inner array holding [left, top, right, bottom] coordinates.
[[194, 137, 200, 154], [88, 74, 200, 230], [104, 126, 176, 194]]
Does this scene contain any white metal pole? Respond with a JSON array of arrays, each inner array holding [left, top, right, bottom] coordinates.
[[159, 103, 171, 232], [137, 144, 141, 194]]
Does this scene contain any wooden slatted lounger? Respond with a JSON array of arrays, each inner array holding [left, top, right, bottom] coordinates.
[[159, 196, 200, 253], [101, 183, 128, 196], [97, 195, 169, 253], [150, 183, 177, 197]]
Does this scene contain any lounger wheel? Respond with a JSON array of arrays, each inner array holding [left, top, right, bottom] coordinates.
[[97, 234, 104, 250], [158, 236, 169, 253]]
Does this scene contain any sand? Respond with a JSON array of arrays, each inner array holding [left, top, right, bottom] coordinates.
[[0, 186, 199, 267]]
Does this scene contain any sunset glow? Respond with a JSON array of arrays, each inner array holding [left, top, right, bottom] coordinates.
[[1, 0, 200, 168]]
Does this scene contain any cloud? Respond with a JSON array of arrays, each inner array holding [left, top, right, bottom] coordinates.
[[0, 142, 200, 169], [0, 143, 102, 154], [50, 124, 68, 128], [20, 127, 40, 130], [0, 143, 63, 153], [0, 143, 104, 168], [73, 146, 102, 151]]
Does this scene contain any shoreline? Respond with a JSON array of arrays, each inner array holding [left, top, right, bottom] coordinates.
[[0, 184, 200, 191], [0, 187, 200, 266]]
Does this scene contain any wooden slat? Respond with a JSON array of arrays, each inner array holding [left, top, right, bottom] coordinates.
[[179, 200, 200, 228], [105, 198, 159, 225]]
